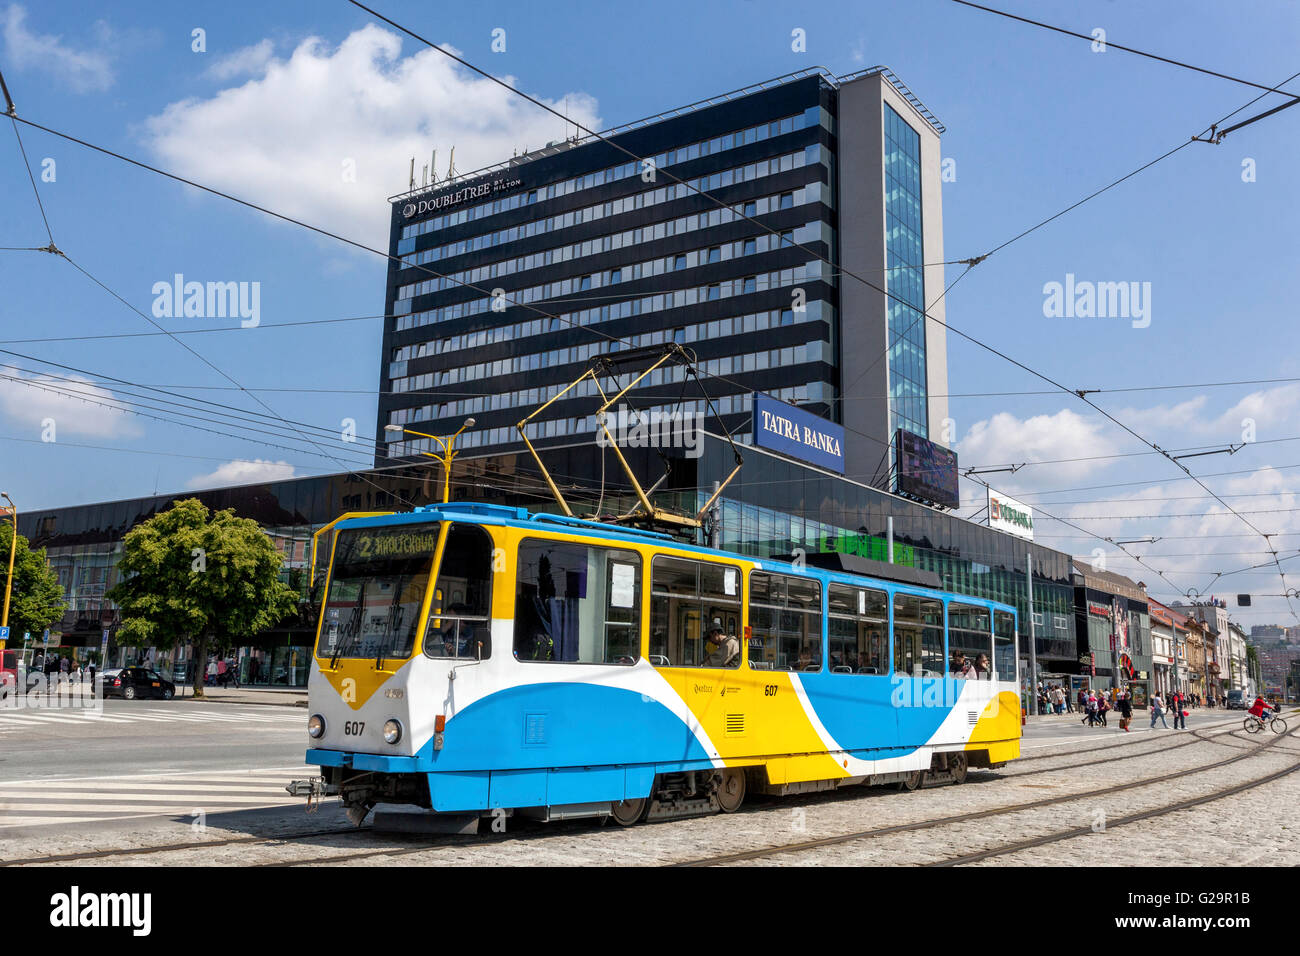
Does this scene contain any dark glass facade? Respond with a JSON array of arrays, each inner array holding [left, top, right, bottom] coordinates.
[[21, 435, 1079, 683], [381, 75, 839, 463]]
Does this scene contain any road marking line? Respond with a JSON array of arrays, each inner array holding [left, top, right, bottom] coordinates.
[[1, 783, 292, 795], [0, 801, 293, 812]]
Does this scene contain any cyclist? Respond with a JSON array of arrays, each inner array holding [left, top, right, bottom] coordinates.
[[1248, 695, 1274, 724]]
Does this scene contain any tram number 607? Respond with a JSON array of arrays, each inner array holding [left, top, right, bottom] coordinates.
[[344, 721, 365, 736], [763, 685, 778, 697]]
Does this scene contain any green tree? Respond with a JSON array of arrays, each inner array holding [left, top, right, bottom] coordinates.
[[106, 498, 296, 698], [0, 529, 67, 643]]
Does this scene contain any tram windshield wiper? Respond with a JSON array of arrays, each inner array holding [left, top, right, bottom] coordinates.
[[330, 582, 366, 670]]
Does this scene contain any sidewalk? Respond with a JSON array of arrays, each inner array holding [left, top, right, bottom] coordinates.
[[174, 685, 308, 708]]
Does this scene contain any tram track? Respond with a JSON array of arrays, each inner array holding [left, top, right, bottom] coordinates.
[[0, 820, 370, 867], [674, 727, 1297, 867], [10, 717, 1293, 868], [1011, 709, 1294, 764], [261, 724, 1296, 867], [1003, 723, 1241, 778], [930, 744, 1300, 866]]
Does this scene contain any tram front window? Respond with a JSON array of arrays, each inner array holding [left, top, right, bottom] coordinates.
[[318, 525, 439, 661]]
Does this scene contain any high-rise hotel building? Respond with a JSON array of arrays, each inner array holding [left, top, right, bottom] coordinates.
[[379, 68, 949, 481]]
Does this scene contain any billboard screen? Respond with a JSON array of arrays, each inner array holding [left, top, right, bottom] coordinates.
[[894, 429, 960, 509]]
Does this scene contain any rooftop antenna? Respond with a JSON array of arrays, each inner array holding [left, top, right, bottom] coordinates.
[[408, 157, 415, 190], [421, 163, 428, 186], [447, 145, 457, 180], [430, 149, 438, 185]]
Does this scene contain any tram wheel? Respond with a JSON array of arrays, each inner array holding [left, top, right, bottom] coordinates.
[[897, 770, 923, 792], [948, 753, 969, 785], [716, 769, 746, 813], [610, 797, 648, 826]]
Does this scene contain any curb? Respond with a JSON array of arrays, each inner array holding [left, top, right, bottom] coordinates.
[[173, 693, 308, 709]]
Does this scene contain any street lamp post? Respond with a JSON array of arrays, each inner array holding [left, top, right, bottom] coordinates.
[[0, 493, 15, 651], [384, 420, 475, 504]]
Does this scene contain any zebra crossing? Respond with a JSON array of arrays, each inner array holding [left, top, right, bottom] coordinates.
[[0, 705, 304, 733], [0, 766, 309, 833]]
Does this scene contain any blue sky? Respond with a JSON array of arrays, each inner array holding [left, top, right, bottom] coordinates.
[[1, 0, 1298, 620]]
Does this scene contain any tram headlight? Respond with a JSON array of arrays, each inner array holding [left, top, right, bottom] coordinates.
[[308, 714, 326, 739], [383, 719, 403, 745]]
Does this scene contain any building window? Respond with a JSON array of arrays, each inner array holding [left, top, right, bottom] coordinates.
[[513, 539, 641, 665], [674, 254, 687, 271]]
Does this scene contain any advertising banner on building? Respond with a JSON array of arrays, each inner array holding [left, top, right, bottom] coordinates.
[[752, 394, 845, 474], [894, 428, 960, 509], [986, 487, 1034, 540]]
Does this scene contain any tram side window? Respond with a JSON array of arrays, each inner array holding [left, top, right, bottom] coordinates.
[[512, 539, 642, 664], [749, 572, 823, 672], [893, 592, 944, 678], [947, 603, 993, 679], [827, 584, 888, 674], [425, 523, 495, 660], [649, 556, 741, 668], [994, 610, 1017, 682]]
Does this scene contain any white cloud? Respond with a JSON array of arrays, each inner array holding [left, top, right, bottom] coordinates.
[[1, 5, 114, 93], [1113, 395, 1211, 436], [957, 408, 1118, 488], [0, 373, 142, 438], [144, 24, 601, 249], [207, 38, 274, 81], [1214, 383, 1300, 436], [187, 459, 296, 488]]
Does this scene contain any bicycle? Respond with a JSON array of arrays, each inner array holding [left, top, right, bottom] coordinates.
[[1243, 711, 1288, 735]]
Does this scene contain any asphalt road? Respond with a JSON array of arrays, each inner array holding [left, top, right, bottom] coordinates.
[[0, 694, 1264, 851]]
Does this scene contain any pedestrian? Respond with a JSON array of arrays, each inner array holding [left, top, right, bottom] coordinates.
[[1097, 693, 1110, 727], [1150, 691, 1169, 729], [1065, 688, 1075, 714], [249, 657, 260, 684], [206, 657, 218, 686], [1171, 691, 1186, 730], [1117, 690, 1133, 732], [1078, 687, 1087, 713]]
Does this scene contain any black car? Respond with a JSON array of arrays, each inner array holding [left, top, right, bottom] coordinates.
[[102, 667, 175, 700]]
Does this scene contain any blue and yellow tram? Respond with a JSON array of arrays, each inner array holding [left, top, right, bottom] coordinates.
[[301, 502, 1022, 825]]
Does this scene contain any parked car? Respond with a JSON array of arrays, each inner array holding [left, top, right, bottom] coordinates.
[[1226, 690, 1246, 710], [101, 667, 175, 700], [0, 650, 16, 699]]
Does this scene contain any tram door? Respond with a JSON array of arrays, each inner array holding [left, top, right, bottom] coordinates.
[[892, 592, 946, 752], [649, 556, 744, 754]]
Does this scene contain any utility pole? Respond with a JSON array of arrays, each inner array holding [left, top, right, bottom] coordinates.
[[1026, 552, 1037, 719]]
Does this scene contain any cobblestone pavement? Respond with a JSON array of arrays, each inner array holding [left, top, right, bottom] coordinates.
[[8, 715, 1294, 868]]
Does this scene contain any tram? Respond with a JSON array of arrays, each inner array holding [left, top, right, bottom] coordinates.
[[298, 501, 1022, 826]]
